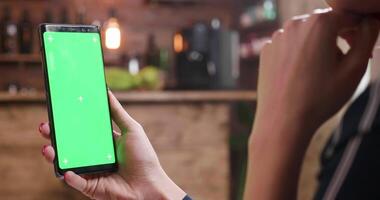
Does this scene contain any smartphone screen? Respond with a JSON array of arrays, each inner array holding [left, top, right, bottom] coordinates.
[[41, 25, 117, 175]]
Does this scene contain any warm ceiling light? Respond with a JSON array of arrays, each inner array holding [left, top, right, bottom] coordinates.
[[173, 32, 184, 53], [105, 10, 121, 49]]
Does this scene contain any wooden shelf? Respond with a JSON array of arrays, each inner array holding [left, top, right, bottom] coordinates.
[[0, 54, 120, 66], [0, 91, 257, 103], [114, 91, 257, 103], [0, 54, 41, 63]]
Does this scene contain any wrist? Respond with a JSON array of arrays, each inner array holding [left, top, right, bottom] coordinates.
[[254, 106, 319, 138], [250, 109, 317, 153], [246, 110, 316, 200], [154, 169, 186, 200], [136, 167, 186, 200]]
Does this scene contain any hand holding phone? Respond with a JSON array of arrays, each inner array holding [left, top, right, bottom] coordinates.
[[39, 24, 186, 199], [39, 91, 186, 199]]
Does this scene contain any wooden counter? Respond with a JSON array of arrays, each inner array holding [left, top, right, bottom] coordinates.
[[0, 91, 256, 200], [0, 91, 257, 103]]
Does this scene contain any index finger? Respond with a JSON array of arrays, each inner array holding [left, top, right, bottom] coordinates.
[[323, 10, 362, 35], [108, 90, 141, 133]]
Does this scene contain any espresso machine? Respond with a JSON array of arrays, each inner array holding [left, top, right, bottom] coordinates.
[[175, 21, 239, 90]]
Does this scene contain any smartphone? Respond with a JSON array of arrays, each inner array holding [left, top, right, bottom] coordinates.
[[39, 24, 118, 177]]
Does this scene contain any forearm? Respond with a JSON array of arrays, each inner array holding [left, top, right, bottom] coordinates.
[[244, 115, 316, 200], [242, 7, 378, 200]]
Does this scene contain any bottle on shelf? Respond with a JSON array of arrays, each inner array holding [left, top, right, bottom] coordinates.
[[128, 54, 140, 75], [18, 9, 34, 54], [7, 82, 19, 95], [76, 7, 86, 24], [43, 10, 54, 23], [60, 7, 69, 24], [1, 6, 18, 54], [145, 33, 160, 68]]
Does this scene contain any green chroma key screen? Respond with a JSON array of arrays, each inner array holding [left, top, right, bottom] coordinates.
[[43, 31, 115, 169]]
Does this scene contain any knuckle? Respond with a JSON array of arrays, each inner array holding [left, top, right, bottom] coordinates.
[[311, 13, 331, 25], [283, 19, 295, 28], [134, 122, 145, 132], [83, 179, 99, 199], [283, 17, 306, 33], [271, 29, 283, 39], [289, 14, 310, 26], [284, 18, 300, 30], [260, 41, 272, 56], [83, 182, 92, 196], [262, 41, 272, 51], [306, 13, 334, 32], [291, 14, 310, 21], [309, 13, 320, 22]]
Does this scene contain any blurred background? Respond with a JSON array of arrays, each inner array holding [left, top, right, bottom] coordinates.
[[0, 0, 331, 199]]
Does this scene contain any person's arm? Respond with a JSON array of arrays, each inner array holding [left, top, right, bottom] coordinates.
[[244, 10, 379, 200]]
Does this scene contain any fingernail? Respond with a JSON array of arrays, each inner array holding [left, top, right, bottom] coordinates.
[[64, 171, 73, 181], [42, 145, 47, 155], [64, 172, 69, 181], [39, 123, 44, 133]]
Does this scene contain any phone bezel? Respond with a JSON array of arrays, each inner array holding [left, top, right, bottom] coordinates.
[[39, 23, 118, 177]]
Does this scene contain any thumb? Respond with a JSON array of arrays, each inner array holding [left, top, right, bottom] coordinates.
[[108, 90, 141, 133], [342, 18, 380, 77], [64, 171, 88, 193]]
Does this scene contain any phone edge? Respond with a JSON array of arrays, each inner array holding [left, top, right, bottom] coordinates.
[[38, 23, 119, 178]]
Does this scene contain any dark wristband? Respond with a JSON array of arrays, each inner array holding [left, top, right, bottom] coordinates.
[[183, 195, 193, 200]]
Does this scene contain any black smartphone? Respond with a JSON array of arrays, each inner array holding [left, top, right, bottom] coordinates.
[[39, 24, 118, 177]]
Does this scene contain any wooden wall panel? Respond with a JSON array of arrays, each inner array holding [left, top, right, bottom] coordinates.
[[0, 103, 230, 200]]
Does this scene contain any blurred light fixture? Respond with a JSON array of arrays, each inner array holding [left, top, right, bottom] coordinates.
[[173, 32, 184, 53], [104, 8, 121, 49]]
